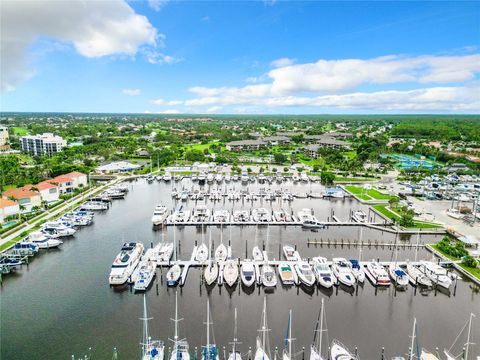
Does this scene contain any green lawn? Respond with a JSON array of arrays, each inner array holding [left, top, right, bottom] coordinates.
[[345, 185, 399, 202], [334, 176, 377, 183], [431, 244, 480, 280], [185, 141, 222, 152], [11, 127, 28, 136], [373, 204, 443, 229]]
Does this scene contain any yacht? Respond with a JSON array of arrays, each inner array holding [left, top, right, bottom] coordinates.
[[198, 173, 206, 185], [163, 173, 172, 182], [446, 208, 463, 219], [352, 210, 368, 223], [255, 298, 270, 360], [166, 264, 182, 286], [311, 257, 334, 288], [283, 245, 300, 261], [419, 261, 452, 289], [223, 260, 239, 287], [297, 208, 324, 228], [202, 299, 220, 360], [282, 310, 294, 360], [28, 231, 62, 249], [180, 191, 189, 201], [207, 173, 215, 183], [13, 240, 39, 254], [252, 246, 264, 261], [274, 209, 291, 222], [134, 260, 156, 291], [109, 242, 144, 285], [195, 243, 209, 263], [215, 243, 228, 262], [157, 243, 174, 262], [330, 340, 358, 360], [258, 173, 266, 183], [277, 262, 297, 285], [294, 262, 316, 287], [331, 258, 355, 287], [170, 292, 190, 360], [405, 263, 432, 287], [240, 260, 256, 287], [241, 173, 249, 184], [348, 260, 365, 283], [364, 261, 391, 286], [261, 265, 277, 287], [295, 192, 308, 199], [42, 223, 76, 237], [233, 210, 250, 222], [141, 296, 164, 360], [80, 201, 108, 211], [389, 264, 409, 287], [324, 187, 345, 198], [215, 174, 223, 183], [292, 175, 299, 183], [0, 256, 23, 270], [192, 206, 211, 222], [151, 205, 168, 226], [252, 208, 271, 222], [213, 210, 230, 223]]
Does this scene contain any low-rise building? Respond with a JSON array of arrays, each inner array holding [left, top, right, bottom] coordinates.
[[96, 161, 142, 173], [49, 175, 74, 194], [303, 144, 321, 159], [0, 198, 20, 223], [0, 126, 9, 150], [20, 133, 67, 156], [263, 136, 290, 145], [2, 186, 42, 212], [34, 181, 60, 203], [225, 140, 267, 151], [65, 171, 88, 188]]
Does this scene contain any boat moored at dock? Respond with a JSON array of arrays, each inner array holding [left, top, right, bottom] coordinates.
[[109, 242, 144, 285]]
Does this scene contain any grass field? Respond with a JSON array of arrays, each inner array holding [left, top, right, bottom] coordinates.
[[12, 127, 28, 136], [185, 141, 222, 152], [432, 244, 480, 280], [345, 185, 399, 201], [373, 204, 443, 229]]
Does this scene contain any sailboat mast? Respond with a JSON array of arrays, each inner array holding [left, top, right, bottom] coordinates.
[[142, 295, 149, 354], [414, 229, 420, 262], [319, 298, 324, 357], [465, 312, 475, 360], [409, 318, 416, 360], [174, 292, 179, 341], [288, 309, 292, 360], [173, 223, 177, 261], [263, 297, 267, 360]]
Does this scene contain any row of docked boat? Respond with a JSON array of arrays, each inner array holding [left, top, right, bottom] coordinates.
[[79, 184, 129, 211]]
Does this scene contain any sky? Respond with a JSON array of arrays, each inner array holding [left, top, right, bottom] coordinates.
[[1, 0, 479, 114]]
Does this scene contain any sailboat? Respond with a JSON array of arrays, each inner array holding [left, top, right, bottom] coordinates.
[[202, 298, 219, 360], [196, 226, 209, 263], [282, 310, 294, 360], [310, 298, 327, 360], [389, 233, 408, 288], [204, 231, 219, 286], [255, 297, 270, 360], [406, 231, 432, 287], [330, 340, 357, 360], [228, 308, 242, 360], [444, 313, 475, 360], [141, 295, 164, 360], [223, 259, 239, 287], [166, 225, 181, 286], [170, 292, 190, 360]]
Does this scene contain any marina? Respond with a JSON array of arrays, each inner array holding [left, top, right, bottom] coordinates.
[[1, 179, 479, 359]]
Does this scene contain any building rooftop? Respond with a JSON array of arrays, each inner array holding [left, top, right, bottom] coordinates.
[[3, 186, 40, 200], [226, 139, 267, 146], [0, 198, 18, 209]]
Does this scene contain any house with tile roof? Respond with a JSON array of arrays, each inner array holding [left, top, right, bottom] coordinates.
[[2, 186, 41, 211], [49, 175, 74, 194], [33, 181, 60, 203], [0, 198, 20, 223], [64, 171, 88, 188]]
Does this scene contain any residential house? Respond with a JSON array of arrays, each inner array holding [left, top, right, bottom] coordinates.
[[49, 175, 74, 194], [225, 140, 267, 152], [34, 181, 60, 203], [0, 198, 20, 223], [2, 186, 41, 212], [65, 171, 88, 188]]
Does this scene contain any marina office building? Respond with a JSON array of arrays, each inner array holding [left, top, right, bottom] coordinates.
[[20, 133, 67, 156]]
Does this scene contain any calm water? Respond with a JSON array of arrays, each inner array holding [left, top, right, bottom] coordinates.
[[2, 179, 479, 359]]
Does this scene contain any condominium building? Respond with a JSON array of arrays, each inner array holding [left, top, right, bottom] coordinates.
[[20, 133, 67, 156], [0, 126, 9, 150]]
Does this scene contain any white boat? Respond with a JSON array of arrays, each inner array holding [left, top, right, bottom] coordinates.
[[215, 174, 223, 183], [446, 208, 463, 219], [195, 243, 209, 263], [297, 208, 324, 228], [213, 210, 230, 223], [365, 261, 391, 286], [173, 210, 190, 223], [141, 295, 164, 360], [348, 259, 365, 283], [258, 174, 266, 183], [330, 340, 358, 360], [310, 298, 327, 360], [233, 210, 250, 222], [300, 173, 309, 182], [406, 263, 432, 287], [282, 310, 294, 360], [273, 209, 291, 222], [309, 192, 323, 199], [294, 261, 316, 287], [283, 245, 300, 261], [420, 350, 439, 360], [41, 223, 76, 237], [198, 173, 206, 184], [277, 262, 297, 285], [252, 208, 271, 222], [204, 261, 219, 286], [151, 205, 168, 226], [192, 205, 211, 222], [241, 173, 249, 184], [28, 231, 63, 249], [166, 264, 182, 286], [163, 173, 172, 182], [215, 243, 228, 262], [240, 260, 256, 287], [252, 246, 264, 261], [134, 260, 156, 291], [254, 298, 270, 360], [352, 210, 367, 223], [331, 258, 355, 287], [157, 243, 174, 262], [223, 259, 239, 287], [207, 174, 215, 183], [80, 201, 108, 211], [170, 292, 190, 360], [109, 242, 144, 285], [225, 174, 232, 183], [261, 265, 277, 287], [311, 257, 334, 288], [389, 264, 409, 287], [419, 261, 452, 289]]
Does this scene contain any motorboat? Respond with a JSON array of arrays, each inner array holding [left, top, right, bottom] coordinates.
[[300, 173, 309, 182], [215, 174, 223, 183], [446, 208, 463, 219], [324, 187, 345, 198], [134, 260, 156, 291], [352, 210, 367, 223], [255, 298, 270, 360], [204, 261, 219, 285], [207, 174, 215, 183], [277, 263, 297, 285], [297, 208, 324, 228], [42, 223, 76, 237], [198, 173, 206, 185], [79, 201, 108, 211], [389, 264, 409, 287], [213, 210, 230, 223], [364, 261, 391, 286], [215, 243, 228, 262], [283, 245, 300, 261], [252, 246, 264, 261], [331, 258, 355, 287], [311, 257, 334, 288], [163, 173, 172, 182], [0, 256, 23, 270], [261, 265, 277, 287], [252, 208, 271, 222], [258, 174, 266, 183], [419, 261, 452, 290], [330, 340, 358, 360], [274, 209, 291, 222], [233, 210, 250, 222], [309, 192, 322, 199], [225, 174, 231, 182], [180, 191, 189, 201], [170, 292, 190, 360], [240, 260, 256, 287], [172, 209, 190, 223], [241, 173, 249, 184], [157, 243, 174, 262], [195, 243, 209, 263], [151, 205, 168, 226], [294, 261, 316, 287], [223, 259, 239, 287], [28, 231, 63, 249], [141, 295, 164, 360], [166, 264, 182, 286], [13, 240, 39, 254], [348, 259, 365, 283], [192, 205, 211, 222], [109, 242, 144, 285], [405, 263, 432, 287]]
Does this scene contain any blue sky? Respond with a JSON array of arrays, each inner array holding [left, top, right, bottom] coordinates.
[[1, 0, 479, 114]]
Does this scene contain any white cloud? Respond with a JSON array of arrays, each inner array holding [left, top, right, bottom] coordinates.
[[151, 98, 183, 106], [1, 0, 158, 91], [270, 57, 296, 68], [206, 106, 222, 113], [144, 109, 181, 114], [148, 0, 169, 12], [144, 49, 182, 65], [122, 88, 141, 96]]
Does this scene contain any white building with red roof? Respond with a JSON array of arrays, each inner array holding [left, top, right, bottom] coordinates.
[[34, 181, 60, 203], [0, 198, 20, 223]]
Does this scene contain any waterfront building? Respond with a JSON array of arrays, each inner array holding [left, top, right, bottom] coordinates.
[[96, 161, 142, 173], [64, 171, 88, 188], [34, 181, 60, 203], [0, 198, 20, 224], [2, 186, 41, 212], [20, 133, 67, 156]]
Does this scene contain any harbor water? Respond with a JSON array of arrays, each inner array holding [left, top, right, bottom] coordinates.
[[1, 179, 479, 359]]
